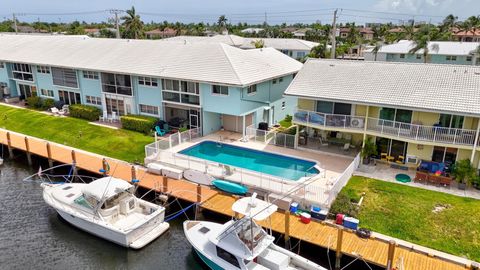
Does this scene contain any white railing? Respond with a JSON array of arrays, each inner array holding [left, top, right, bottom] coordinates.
[[366, 118, 477, 146], [293, 108, 366, 130], [145, 127, 202, 159], [325, 153, 361, 207], [246, 124, 296, 149]]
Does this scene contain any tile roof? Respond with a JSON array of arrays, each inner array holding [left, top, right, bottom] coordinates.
[[284, 59, 480, 116], [0, 34, 302, 87], [369, 40, 480, 55], [163, 34, 319, 51]]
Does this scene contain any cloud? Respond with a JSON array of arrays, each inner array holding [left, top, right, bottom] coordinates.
[[374, 0, 460, 14]]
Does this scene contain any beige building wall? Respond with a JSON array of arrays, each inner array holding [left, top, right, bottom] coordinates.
[[406, 143, 434, 161], [411, 111, 439, 126], [298, 99, 315, 111], [463, 117, 478, 130], [355, 105, 367, 116], [368, 106, 380, 118]]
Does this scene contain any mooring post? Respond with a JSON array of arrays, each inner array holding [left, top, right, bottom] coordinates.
[[6, 132, 13, 158], [335, 227, 344, 270], [194, 184, 202, 219], [162, 175, 168, 193], [46, 143, 53, 168], [386, 240, 396, 270], [284, 211, 291, 249], [71, 150, 78, 175], [24, 137, 32, 166], [234, 196, 240, 219], [101, 158, 108, 176], [131, 165, 137, 182]]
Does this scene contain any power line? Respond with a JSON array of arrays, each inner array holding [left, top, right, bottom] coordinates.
[[21, 10, 108, 16]]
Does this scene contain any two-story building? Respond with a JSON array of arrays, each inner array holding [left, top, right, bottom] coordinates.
[[285, 59, 480, 169], [364, 40, 480, 65], [0, 34, 302, 137]]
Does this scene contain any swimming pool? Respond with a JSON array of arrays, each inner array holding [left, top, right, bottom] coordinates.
[[179, 141, 319, 181]]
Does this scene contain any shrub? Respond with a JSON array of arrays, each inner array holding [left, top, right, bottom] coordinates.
[[121, 115, 158, 134], [25, 96, 43, 109], [42, 98, 55, 110], [69, 104, 102, 121], [329, 193, 359, 218]]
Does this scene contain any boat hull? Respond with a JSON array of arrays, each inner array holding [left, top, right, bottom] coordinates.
[[194, 248, 224, 270], [212, 180, 248, 195]]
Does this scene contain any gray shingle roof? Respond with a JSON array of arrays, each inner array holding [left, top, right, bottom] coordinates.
[[0, 34, 302, 87], [284, 59, 480, 116]]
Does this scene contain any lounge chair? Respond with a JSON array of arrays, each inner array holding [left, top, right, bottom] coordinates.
[[155, 126, 166, 136], [99, 111, 108, 122], [50, 107, 59, 116]]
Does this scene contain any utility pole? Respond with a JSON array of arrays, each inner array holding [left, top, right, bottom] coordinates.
[[12, 13, 17, 33], [109, 9, 122, 39], [330, 9, 338, 59], [264, 12, 267, 25]]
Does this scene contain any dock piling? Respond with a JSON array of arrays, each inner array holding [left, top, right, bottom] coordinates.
[[46, 143, 53, 168], [335, 227, 344, 270], [195, 184, 202, 219], [71, 150, 78, 175], [131, 165, 137, 181], [284, 210, 291, 249], [101, 158, 108, 176], [162, 175, 168, 193], [6, 132, 13, 158], [386, 240, 396, 270], [24, 137, 32, 166]]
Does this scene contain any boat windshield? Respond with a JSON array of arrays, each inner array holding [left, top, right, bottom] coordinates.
[[74, 195, 94, 209], [237, 220, 266, 251]]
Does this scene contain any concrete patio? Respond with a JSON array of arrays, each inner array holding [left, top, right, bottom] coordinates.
[[354, 163, 480, 200]]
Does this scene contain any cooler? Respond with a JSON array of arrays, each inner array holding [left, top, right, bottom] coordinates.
[[290, 202, 299, 213], [336, 214, 345, 225], [310, 205, 323, 220], [344, 217, 359, 230], [300, 212, 311, 224]]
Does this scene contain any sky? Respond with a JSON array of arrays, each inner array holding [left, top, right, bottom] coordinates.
[[1, 0, 479, 25]]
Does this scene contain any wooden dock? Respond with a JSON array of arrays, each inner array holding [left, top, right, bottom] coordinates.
[[0, 128, 474, 270]]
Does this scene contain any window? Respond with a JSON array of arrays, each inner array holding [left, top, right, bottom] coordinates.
[[467, 56, 473, 62], [439, 114, 464, 129], [279, 77, 283, 83], [101, 73, 132, 96], [399, 54, 405, 59], [162, 80, 200, 105], [212, 85, 228, 96], [379, 107, 412, 123], [416, 55, 421, 60], [12, 63, 34, 81], [180, 81, 199, 94], [316, 100, 351, 115], [162, 79, 180, 91], [139, 76, 158, 87], [40, 89, 54, 97], [85, 95, 102, 106], [432, 146, 457, 166], [37, 65, 50, 74], [216, 246, 240, 268], [52, 67, 78, 88], [446, 55, 457, 61], [247, 84, 257, 95], [297, 51, 306, 58], [139, 104, 159, 115], [272, 79, 277, 84], [58, 90, 81, 105], [282, 101, 286, 110], [83, 71, 99, 80], [0, 62, 4, 68]]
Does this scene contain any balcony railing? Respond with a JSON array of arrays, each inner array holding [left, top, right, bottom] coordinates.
[[293, 109, 366, 130], [293, 109, 478, 146], [366, 117, 477, 146]]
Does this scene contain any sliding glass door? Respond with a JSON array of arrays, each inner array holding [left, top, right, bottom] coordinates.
[[18, 84, 37, 99], [58, 90, 81, 105]]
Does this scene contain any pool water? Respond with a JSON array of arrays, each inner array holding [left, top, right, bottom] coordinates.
[[179, 141, 319, 181]]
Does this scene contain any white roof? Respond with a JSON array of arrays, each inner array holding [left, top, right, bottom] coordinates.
[[0, 34, 302, 87], [82, 177, 132, 201], [163, 34, 319, 51], [284, 59, 480, 116], [369, 40, 480, 56], [232, 196, 278, 221]]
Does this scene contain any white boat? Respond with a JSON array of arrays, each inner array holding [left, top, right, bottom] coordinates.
[[41, 176, 169, 249], [184, 194, 326, 270]]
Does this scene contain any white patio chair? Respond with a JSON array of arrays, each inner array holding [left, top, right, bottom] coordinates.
[[343, 143, 350, 152], [50, 107, 59, 116], [112, 111, 118, 122], [99, 111, 108, 122], [62, 105, 70, 114]]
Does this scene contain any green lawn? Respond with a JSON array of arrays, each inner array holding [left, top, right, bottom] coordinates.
[[335, 176, 480, 261], [0, 105, 154, 163]]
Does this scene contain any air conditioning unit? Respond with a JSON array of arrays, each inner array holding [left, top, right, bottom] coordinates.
[[406, 155, 418, 165], [350, 118, 364, 128]]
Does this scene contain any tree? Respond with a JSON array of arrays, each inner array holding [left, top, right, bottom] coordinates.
[[217, 15, 228, 33], [308, 43, 329, 58], [121, 6, 144, 39], [409, 25, 440, 63], [401, 24, 415, 40], [251, 39, 264, 48], [67, 21, 85, 35], [371, 41, 384, 61]]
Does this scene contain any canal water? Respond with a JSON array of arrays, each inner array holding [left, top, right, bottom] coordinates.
[[0, 157, 379, 270]]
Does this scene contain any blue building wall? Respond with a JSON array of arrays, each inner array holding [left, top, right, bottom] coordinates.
[[202, 111, 222, 135], [386, 53, 476, 65], [133, 76, 163, 117], [78, 70, 102, 108], [35, 66, 57, 100]]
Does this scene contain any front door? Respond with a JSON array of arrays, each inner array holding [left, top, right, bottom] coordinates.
[[18, 84, 37, 99], [189, 109, 200, 129]]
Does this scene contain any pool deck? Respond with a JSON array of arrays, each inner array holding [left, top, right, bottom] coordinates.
[[1, 127, 476, 270]]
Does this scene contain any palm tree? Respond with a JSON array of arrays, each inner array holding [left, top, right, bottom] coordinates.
[[217, 15, 228, 33], [371, 41, 383, 61], [409, 25, 440, 63], [251, 39, 265, 48], [309, 43, 329, 58], [457, 16, 480, 42], [401, 24, 415, 40], [121, 6, 144, 39]]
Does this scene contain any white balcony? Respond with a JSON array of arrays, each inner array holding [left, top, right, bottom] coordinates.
[[367, 117, 477, 146], [293, 109, 366, 131]]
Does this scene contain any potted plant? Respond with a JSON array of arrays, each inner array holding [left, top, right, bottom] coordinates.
[[361, 138, 377, 165], [452, 159, 476, 190]]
